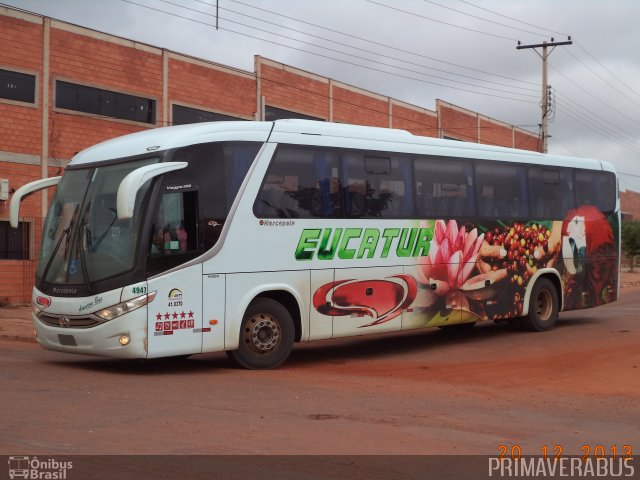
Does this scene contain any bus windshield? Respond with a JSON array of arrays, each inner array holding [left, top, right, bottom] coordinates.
[[37, 158, 158, 291]]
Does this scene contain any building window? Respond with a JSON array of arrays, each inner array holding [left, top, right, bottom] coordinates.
[[265, 105, 323, 122], [0, 220, 30, 260], [55, 80, 156, 124], [172, 104, 243, 125], [0, 68, 36, 104]]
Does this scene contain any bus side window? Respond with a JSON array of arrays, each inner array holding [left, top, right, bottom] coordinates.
[[415, 157, 474, 218], [254, 146, 342, 219], [575, 170, 617, 214], [528, 167, 574, 219], [344, 152, 413, 218], [475, 162, 529, 219]]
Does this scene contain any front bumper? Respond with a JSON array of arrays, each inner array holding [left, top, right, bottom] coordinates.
[[33, 307, 148, 359]]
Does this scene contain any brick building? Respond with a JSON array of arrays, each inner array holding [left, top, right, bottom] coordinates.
[[621, 190, 640, 221], [0, 6, 549, 303]]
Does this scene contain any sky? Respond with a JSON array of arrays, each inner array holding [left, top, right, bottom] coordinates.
[[4, 0, 640, 191]]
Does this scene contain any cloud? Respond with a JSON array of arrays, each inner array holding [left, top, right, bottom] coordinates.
[[4, 0, 640, 187]]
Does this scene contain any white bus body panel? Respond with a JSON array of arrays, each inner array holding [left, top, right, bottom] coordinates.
[[223, 271, 309, 350], [202, 273, 226, 353], [29, 121, 619, 361], [147, 264, 203, 358]]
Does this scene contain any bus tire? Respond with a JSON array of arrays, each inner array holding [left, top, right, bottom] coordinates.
[[520, 278, 559, 332], [227, 298, 295, 370]]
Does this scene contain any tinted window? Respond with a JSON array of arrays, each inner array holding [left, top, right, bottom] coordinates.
[[528, 167, 575, 219], [172, 104, 243, 125], [254, 146, 342, 218], [475, 162, 529, 218], [56, 81, 155, 124], [575, 170, 617, 214], [0, 220, 29, 260], [344, 152, 413, 218], [415, 157, 474, 218], [148, 142, 260, 274], [0, 68, 35, 103]]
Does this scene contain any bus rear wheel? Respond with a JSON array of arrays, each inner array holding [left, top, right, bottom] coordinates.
[[227, 298, 295, 370], [520, 278, 559, 332]]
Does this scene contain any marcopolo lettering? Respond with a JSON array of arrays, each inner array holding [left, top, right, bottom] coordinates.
[[295, 227, 433, 261]]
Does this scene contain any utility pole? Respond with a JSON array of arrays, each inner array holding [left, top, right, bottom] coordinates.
[[517, 38, 572, 153]]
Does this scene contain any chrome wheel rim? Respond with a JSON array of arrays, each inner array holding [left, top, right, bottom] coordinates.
[[244, 313, 280, 354]]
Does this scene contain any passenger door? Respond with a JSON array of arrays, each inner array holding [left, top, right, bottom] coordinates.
[[147, 264, 203, 358]]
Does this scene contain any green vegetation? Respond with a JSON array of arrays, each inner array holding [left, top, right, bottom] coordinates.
[[621, 220, 640, 272]]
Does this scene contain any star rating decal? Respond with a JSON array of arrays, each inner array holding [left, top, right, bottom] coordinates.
[[154, 311, 197, 334]]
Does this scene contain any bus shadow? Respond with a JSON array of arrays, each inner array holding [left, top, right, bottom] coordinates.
[[48, 353, 232, 375], [285, 315, 596, 367], [47, 315, 598, 373]]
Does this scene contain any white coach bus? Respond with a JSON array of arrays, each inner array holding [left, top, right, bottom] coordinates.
[[10, 120, 619, 369]]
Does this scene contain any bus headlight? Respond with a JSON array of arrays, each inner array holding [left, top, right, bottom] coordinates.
[[95, 292, 156, 321]]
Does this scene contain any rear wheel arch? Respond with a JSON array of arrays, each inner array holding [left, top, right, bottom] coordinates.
[[227, 296, 296, 369], [254, 289, 303, 342], [521, 269, 563, 316], [520, 276, 560, 332]]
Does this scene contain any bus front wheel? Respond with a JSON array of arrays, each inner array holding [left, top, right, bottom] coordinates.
[[520, 278, 559, 332], [227, 298, 295, 370]]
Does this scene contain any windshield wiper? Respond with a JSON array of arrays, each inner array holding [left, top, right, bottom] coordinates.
[[39, 204, 79, 291], [75, 203, 94, 294]]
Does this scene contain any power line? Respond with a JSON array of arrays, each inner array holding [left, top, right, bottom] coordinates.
[[155, 0, 538, 96], [258, 76, 539, 135], [365, 0, 518, 42], [619, 171, 640, 179], [556, 105, 640, 156], [562, 48, 640, 111], [555, 97, 640, 155], [455, 0, 568, 37], [555, 93, 640, 151], [548, 61, 640, 129], [357, 0, 640, 162], [119, 0, 538, 103], [48, 71, 538, 143], [413, 0, 640, 147], [114, 0, 640, 160], [417, 0, 550, 38], [198, 0, 540, 88], [575, 42, 640, 101]]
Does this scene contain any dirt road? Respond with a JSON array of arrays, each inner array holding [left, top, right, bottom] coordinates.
[[0, 280, 639, 461]]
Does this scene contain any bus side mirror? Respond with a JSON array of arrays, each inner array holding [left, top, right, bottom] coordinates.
[[9, 176, 61, 228], [117, 162, 188, 220]]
